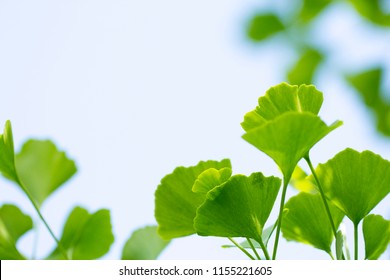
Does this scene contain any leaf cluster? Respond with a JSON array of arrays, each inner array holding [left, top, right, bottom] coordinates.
[[245, 0, 390, 136], [0, 121, 169, 260], [155, 83, 390, 260]]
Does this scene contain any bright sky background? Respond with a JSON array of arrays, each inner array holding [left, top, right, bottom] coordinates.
[[0, 1, 389, 260]]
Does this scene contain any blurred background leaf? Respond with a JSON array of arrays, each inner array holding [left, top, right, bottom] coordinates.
[[121, 225, 170, 260], [247, 13, 284, 42], [0, 204, 33, 260]]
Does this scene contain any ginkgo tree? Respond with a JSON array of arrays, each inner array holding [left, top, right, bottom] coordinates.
[[155, 82, 390, 260]]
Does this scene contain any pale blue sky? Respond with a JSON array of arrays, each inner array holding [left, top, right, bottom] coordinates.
[[0, 1, 389, 259]]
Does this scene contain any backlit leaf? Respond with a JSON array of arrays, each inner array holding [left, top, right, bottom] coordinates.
[[47, 206, 114, 260], [0, 121, 19, 183], [194, 173, 281, 243], [316, 148, 390, 224], [0, 204, 33, 260], [282, 193, 344, 254], [247, 13, 284, 42], [121, 225, 170, 260], [192, 167, 232, 194], [155, 159, 231, 239], [363, 214, 390, 260], [243, 112, 342, 182], [290, 166, 317, 194], [287, 48, 323, 85], [16, 140, 77, 206]]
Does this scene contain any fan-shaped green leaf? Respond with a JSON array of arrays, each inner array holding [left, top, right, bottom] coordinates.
[[121, 225, 170, 260], [0, 121, 18, 183], [290, 166, 317, 194], [316, 149, 390, 224], [363, 214, 390, 260], [247, 13, 284, 42], [47, 206, 114, 260], [287, 48, 323, 85], [282, 193, 344, 254], [15, 140, 77, 206], [0, 204, 33, 260], [348, 0, 390, 26], [192, 167, 232, 194], [242, 83, 324, 132], [243, 112, 342, 181], [155, 159, 231, 239], [194, 173, 281, 243]]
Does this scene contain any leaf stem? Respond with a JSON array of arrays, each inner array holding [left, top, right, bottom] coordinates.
[[246, 238, 261, 260], [305, 156, 338, 237], [354, 222, 359, 260], [228, 237, 255, 260], [272, 179, 289, 260], [16, 177, 69, 260]]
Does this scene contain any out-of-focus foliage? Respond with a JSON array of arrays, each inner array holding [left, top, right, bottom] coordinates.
[[246, 0, 390, 136]]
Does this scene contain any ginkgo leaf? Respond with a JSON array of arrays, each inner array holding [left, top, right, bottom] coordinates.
[[242, 83, 324, 132], [316, 148, 390, 224], [121, 225, 170, 260], [47, 206, 114, 260], [15, 140, 77, 206], [222, 221, 279, 250], [0, 121, 19, 183], [194, 173, 281, 243], [282, 192, 344, 255], [243, 112, 342, 182], [155, 159, 231, 239], [290, 166, 317, 194], [0, 204, 33, 260], [247, 13, 284, 42], [363, 214, 390, 260], [287, 48, 323, 85], [348, 0, 390, 26], [192, 167, 232, 194]]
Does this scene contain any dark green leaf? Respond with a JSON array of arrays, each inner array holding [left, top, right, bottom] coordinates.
[[16, 140, 77, 206], [0, 204, 33, 260], [316, 148, 390, 224], [363, 214, 390, 260], [47, 206, 114, 260], [121, 225, 170, 260], [299, 0, 332, 23], [0, 121, 19, 183], [247, 13, 284, 42], [155, 159, 231, 239], [348, 0, 390, 26], [194, 173, 281, 243], [243, 112, 342, 182], [287, 48, 323, 85], [282, 193, 344, 254]]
